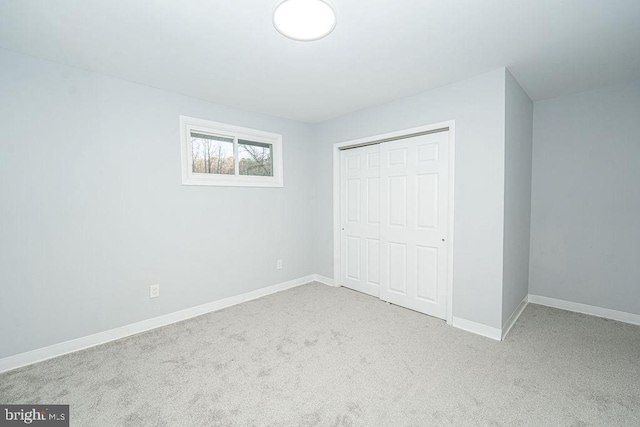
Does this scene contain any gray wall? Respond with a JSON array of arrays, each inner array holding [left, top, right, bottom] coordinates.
[[502, 71, 533, 326], [530, 79, 640, 315], [312, 69, 507, 329], [0, 49, 316, 358]]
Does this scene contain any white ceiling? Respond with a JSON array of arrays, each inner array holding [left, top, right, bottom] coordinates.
[[1, 0, 639, 123]]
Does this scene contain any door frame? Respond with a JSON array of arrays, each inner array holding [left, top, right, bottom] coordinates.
[[332, 120, 456, 325]]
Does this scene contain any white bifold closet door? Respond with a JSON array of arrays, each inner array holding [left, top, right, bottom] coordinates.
[[340, 144, 381, 297], [340, 131, 450, 319]]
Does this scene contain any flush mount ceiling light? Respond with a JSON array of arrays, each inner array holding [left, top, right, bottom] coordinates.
[[273, 0, 336, 41]]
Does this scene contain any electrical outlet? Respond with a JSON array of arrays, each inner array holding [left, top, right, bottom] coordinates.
[[276, 259, 283, 270], [149, 284, 160, 299]]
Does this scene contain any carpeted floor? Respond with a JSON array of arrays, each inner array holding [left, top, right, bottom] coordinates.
[[1, 282, 639, 426]]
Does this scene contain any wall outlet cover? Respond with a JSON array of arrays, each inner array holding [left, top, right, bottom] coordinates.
[[149, 284, 160, 299]]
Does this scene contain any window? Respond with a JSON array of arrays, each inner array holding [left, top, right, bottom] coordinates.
[[180, 116, 283, 187]]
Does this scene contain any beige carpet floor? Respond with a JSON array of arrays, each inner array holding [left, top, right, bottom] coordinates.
[[1, 282, 639, 426]]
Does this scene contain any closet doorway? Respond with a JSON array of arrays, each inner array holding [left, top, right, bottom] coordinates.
[[333, 123, 455, 322]]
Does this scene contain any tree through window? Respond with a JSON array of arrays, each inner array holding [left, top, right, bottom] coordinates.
[[239, 140, 272, 177], [191, 133, 234, 175]]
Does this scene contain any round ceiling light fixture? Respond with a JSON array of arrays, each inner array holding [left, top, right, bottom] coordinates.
[[273, 0, 336, 41]]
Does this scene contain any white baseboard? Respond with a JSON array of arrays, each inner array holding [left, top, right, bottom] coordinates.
[[528, 294, 640, 326], [452, 317, 502, 341], [311, 274, 337, 287], [0, 274, 324, 374], [502, 295, 528, 340], [20, 278, 636, 374]]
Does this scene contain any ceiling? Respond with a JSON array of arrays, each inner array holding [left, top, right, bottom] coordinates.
[[1, 0, 639, 123]]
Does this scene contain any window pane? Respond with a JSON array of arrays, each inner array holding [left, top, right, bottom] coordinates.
[[238, 140, 273, 176], [191, 132, 234, 175]]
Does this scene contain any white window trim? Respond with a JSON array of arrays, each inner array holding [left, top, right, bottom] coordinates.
[[180, 115, 283, 187]]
